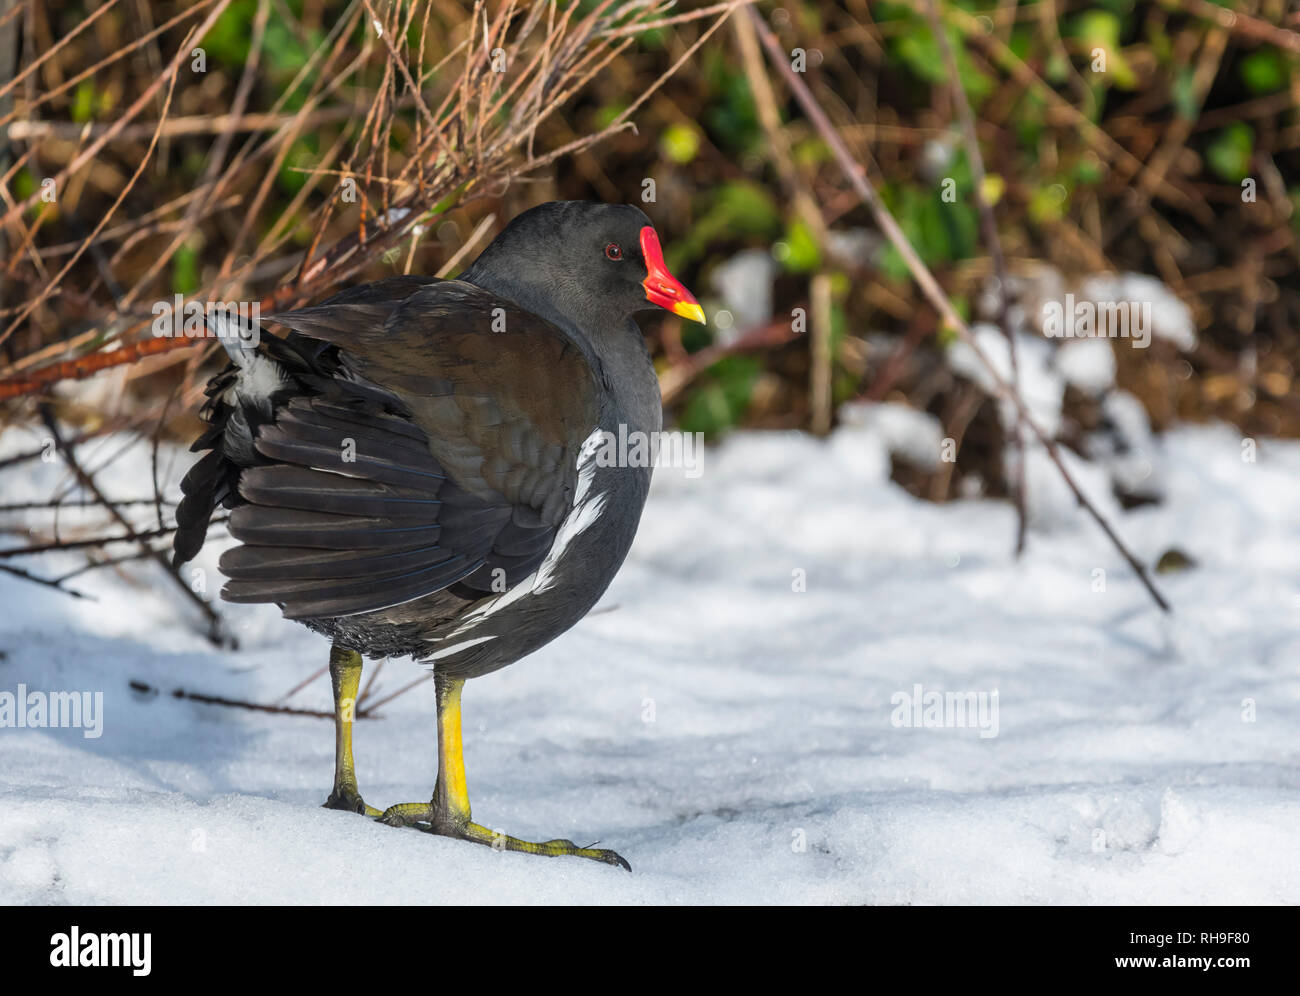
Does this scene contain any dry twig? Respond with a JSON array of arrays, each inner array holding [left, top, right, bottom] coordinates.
[[746, 4, 1171, 613]]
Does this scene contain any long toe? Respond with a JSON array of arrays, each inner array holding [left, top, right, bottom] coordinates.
[[377, 803, 435, 828], [458, 822, 632, 871]]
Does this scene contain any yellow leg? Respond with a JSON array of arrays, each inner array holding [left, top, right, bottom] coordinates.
[[378, 674, 629, 871], [322, 643, 382, 817]]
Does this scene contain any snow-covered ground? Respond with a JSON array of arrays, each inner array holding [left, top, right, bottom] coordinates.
[[1, 413, 1298, 904]]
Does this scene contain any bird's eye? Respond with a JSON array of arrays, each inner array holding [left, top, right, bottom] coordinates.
[[605, 242, 623, 261]]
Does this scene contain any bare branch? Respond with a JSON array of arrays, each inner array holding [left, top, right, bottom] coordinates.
[[746, 4, 1171, 614]]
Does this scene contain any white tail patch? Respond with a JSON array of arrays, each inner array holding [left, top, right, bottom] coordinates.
[[222, 352, 289, 411]]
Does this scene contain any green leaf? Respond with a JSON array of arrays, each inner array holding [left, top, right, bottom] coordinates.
[[1012, 89, 1047, 147], [660, 123, 701, 165], [593, 102, 628, 131], [1046, 52, 1071, 85], [1028, 183, 1070, 224], [779, 218, 822, 273], [877, 172, 979, 281], [702, 54, 759, 154], [1072, 9, 1137, 90], [893, 24, 994, 102], [895, 30, 948, 86], [1073, 154, 1105, 187], [13, 168, 35, 202], [1171, 68, 1199, 120], [172, 243, 200, 296], [71, 80, 97, 123], [277, 134, 321, 195], [1074, 9, 1122, 49], [202, 0, 257, 66], [671, 181, 781, 269], [678, 355, 762, 435], [792, 137, 831, 168], [1241, 50, 1288, 95], [1205, 123, 1254, 183]]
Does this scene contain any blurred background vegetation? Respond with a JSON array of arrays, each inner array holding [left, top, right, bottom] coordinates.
[[1, 0, 1297, 510]]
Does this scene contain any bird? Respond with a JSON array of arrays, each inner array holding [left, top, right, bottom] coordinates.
[[172, 200, 705, 871]]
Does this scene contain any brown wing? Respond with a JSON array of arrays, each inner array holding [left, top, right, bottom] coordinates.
[[195, 278, 603, 619], [275, 280, 604, 526]]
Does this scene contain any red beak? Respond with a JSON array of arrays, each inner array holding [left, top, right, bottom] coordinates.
[[640, 226, 705, 324]]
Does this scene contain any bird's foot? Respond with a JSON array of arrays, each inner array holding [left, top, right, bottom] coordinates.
[[323, 787, 383, 818], [376, 802, 436, 828], [375, 803, 630, 871]]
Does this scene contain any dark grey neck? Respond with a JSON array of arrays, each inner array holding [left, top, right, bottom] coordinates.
[[602, 317, 663, 438]]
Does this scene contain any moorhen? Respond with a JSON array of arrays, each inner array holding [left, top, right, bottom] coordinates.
[[173, 201, 704, 870]]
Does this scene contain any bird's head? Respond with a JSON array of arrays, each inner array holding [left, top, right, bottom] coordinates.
[[462, 201, 705, 330]]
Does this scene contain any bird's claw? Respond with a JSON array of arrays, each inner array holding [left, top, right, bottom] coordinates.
[[323, 789, 382, 818]]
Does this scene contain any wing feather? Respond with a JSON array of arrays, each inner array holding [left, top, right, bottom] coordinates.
[[176, 276, 604, 619]]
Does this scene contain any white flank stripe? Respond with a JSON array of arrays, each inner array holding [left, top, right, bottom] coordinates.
[[424, 634, 496, 661], [526, 427, 608, 594], [437, 427, 608, 641]]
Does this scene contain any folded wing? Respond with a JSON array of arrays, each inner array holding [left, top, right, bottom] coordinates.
[[174, 277, 603, 620]]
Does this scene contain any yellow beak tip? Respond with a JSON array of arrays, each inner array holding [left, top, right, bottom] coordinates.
[[673, 302, 707, 325]]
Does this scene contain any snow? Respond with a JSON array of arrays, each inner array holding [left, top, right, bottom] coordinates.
[[1, 414, 1298, 905], [840, 400, 943, 470], [1095, 390, 1166, 503], [1078, 273, 1198, 352], [708, 248, 777, 335], [948, 324, 1066, 437], [1055, 337, 1116, 396]]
